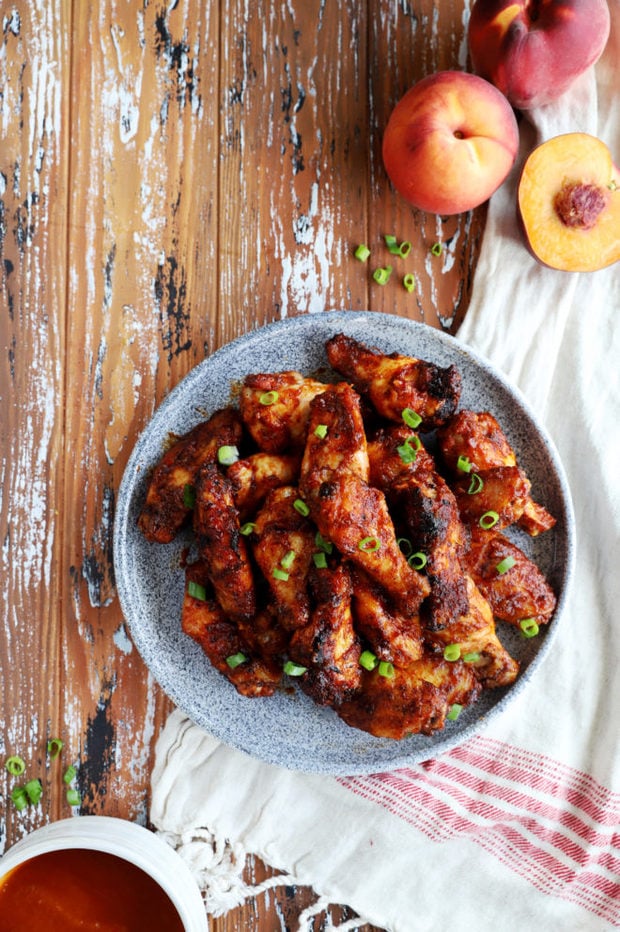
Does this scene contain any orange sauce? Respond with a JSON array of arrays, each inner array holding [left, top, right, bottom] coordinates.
[[0, 847, 186, 931]]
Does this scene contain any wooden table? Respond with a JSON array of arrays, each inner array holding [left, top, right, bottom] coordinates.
[[1, 2, 485, 927]]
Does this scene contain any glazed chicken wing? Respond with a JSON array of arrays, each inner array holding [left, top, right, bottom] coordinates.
[[251, 485, 315, 630], [449, 465, 533, 531], [227, 452, 301, 519], [464, 528, 557, 628], [326, 332, 461, 429], [193, 463, 256, 622], [300, 384, 430, 615], [138, 407, 243, 543], [351, 568, 423, 665], [239, 371, 326, 453], [438, 410, 556, 536], [337, 654, 480, 739], [181, 562, 281, 697], [289, 562, 362, 707]]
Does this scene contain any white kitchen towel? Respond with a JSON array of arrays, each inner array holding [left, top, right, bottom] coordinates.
[[150, 9, 620, 931]]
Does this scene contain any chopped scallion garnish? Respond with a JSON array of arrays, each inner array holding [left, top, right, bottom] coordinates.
[[496, 555, 516, 575], [315, 532, 333, 554], [47, 739, 64, 759], [226, 652, 247, 669], [447, 703, 462, 721], [10, 787, 28, 811], [359, 650, 378, 671], [378, 660, 395, 679], [403, 273, 416, 293], [259, 390, 279, 406], [397, 435, 420, 464], [240, 522, 256, 536], [280, 550, 296, 570], [66, 788, 81, 807], [293, 498, 310, 517], [314, 424, 328, 439], [408, 551, 427, 571], [431, 242, 443, 256], [397, 537, 413, 556], [183, 483, 196, 508], [520, 618, 540, 638], [24, 778, 43, 805], [313, 551, 328, 569], [5, 756, 26, 776], [63, 765, 77, 785], [443, 644, 461, 662], [463, 652, 481, 663], [457, 455, 472, 473], [272, 567, 289, 581], [479, 510, 499, 529], [217, 444, 239, 466], [354, 243, 371, 262], [373, 265, 393, 285], [358, 536, 380, 552], [283, 661, 307, 677], [401, 408, 422, 429], [188, 580, 207, 601], [467, 473, 484, 495]]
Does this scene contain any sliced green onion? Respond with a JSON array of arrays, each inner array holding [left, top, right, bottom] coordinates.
[[314, 423, 328, 439], [183, 483, 196, 508], [313, 551, 328, 569], [479, 510, 499, 529], [443, 643, 461, 662], [403, 273, 416, 293], [10, 787, 28, 811], [354, 243, 371, 262], [66, 788, 81, 807], [408, 551, 427, 571], [373, 265, 393, 285], [259, 390, 279, 406], [402, 408, 422, 429], [496, 555, 516, 575], [359, 650, 378, 671], [63, 765, 77, 785], [272, 567, 289, 581], [447, 703, 463, 721], [5, 755, 26, 776], [315, 532, 333, 554], [47, 739, 64, 759], [384, 234, 399, 253], [378, 660, 395, 679], [280, 550, 296, 570], [431, 242, 443, 256], [283, 661, 307, 676], [467, 473, 484, 495], [240, 521, 256, 536], [217, 444, 239, 466], [520, 618, 540, 638], [397, 537, 413, 556], [398, 240, 412, 257], [358, 536, 380, 552], [293, 498, 310, 517], [24, 778, 43, 805], [188, 580, 207, 601], [463, 651, 481, 663], [397, 435, 421, 464], [226, 652, 247, 669], [457, 455, 472, 473]]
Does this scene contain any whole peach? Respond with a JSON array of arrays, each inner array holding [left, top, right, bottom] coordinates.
[[468, 0, 610, 110], [382, 71, 519, 215]]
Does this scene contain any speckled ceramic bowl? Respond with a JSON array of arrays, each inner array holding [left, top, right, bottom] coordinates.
[[113, 311, 575, 774]]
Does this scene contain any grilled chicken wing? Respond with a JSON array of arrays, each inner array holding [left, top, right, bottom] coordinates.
[[425, 575, 519, 689], [326, 332, 461, 429], [438, 410, 556, 536], [351, 568, 423, 665], [239, 371, 326, 453], [300, 383, 430, 615], [181, 563, 281, 697], [337, 654, 480, 739], [138, 407, 243, 543], [368, 425, 469, 630], [464, 528, 557, 628], [450, 465, 533, 531], [228, 452, 301, 519], [289, 562, 362, 706], [193, 463, 256, 622], [251, 485, 315, 630]]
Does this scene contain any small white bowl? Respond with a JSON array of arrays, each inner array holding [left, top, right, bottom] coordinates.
[[0, 816, 208, 931]]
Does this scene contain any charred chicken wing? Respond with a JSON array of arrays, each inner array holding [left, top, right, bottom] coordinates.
[[239, 371, 326, 453], [228, 452, 301, 519], [351, 568, 423, 665]]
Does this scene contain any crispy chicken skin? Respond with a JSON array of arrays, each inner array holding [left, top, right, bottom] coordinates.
[[438, 410, 556, 536], [425, 575, 520, 689], [300, 384, 430, 615], [464, 528, 557, 627], [251, 485, 315, 631], [239, 371, 326, 453], [138, 407, 243, 543], [450, 465, 532, 530], [325, 333, 461, 429], [181, 563, 281, 697], [228, 452, 301, 519], [193, 463, 256, 622], [289, 562, 362, 707], [337, 655, 481, 739], [351, 568, 423, 665]]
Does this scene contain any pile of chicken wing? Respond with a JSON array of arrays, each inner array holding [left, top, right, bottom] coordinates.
[[138, 333, 557, 739]]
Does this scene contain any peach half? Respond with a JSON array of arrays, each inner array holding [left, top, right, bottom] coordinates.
[[382, 71, 519, 215], [517, 133, 620, 272]]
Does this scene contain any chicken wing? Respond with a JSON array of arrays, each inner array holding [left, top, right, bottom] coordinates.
[[138, 407, 243, 543], [464, 528, 557, 628], [251, 485, 315, 630], [337, 654, 480, 739], [239, 370, 326, 453], [424, 575, 519, 689], [181, 562, 281, 698], [326, 332, 461, 429], [193, 463, 256, 622], [300, 384, 430, 615], [437, 410, 556, 536], [227, 452, 301, 519], [289, 562, 362, 707], [351, 568, 423, 665]]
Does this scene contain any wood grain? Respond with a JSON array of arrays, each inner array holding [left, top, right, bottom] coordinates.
[[0, 1, 484, 928]]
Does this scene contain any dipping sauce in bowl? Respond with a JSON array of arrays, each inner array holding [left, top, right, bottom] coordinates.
[[0, 847, 185, 931]]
